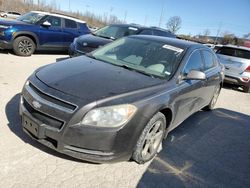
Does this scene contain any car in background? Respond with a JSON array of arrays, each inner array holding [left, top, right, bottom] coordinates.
[[0, 11, 90, 56], [68, 24, 176, 57], [216, 45, 250, 93], [89, 26, 99, 32], [203, 43, 215, 49], [20, 35, 223, 164], [0, 11, 21, 19]]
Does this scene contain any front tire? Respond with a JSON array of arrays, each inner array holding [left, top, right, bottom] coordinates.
[[204, 85, 221, 111], [13, 36, 36, 56], [132, 112, 166, 164], [243, 84, 250, 93]]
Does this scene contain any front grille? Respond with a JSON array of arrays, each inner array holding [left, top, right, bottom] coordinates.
[[29, 82, 77, 111], [23, 98, 64, 130]]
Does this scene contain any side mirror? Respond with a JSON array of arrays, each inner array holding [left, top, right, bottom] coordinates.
[[184, 70, 206, 80], [41, 21, 51, 27]]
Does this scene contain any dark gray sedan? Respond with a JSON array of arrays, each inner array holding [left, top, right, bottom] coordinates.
[[20, 36, 224, 164]]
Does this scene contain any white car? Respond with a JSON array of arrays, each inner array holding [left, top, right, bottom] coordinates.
[[0, 11, 21, 19]]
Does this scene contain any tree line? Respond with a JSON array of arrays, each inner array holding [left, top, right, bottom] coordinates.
[[0, 0, 124, 27]]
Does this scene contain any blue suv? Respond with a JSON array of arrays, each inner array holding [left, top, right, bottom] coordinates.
[[0, 11, 90, 56]]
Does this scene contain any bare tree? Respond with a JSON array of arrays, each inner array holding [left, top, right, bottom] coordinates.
[[166, 16, 182, 34], [221, 32, 236, 45], [243, 33, 250, 39], [203, 29, 210, 36]]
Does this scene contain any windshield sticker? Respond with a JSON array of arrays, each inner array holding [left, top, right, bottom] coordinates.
[[128, 27, 138, 31], [162, 44, 183, 53], [164, 71, 171, 75]]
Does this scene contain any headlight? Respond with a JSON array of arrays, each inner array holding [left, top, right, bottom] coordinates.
[[82, 104, 137, 127], [0, 25, 11, 29]]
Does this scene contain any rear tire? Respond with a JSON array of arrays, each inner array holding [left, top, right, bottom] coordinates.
[[204, 85, 221, 111], [243, 84, 250, 93], [132, 112, 166, 164], [13, 36, 36, 56]]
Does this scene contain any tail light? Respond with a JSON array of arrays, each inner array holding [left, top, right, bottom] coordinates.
[[245, 66, 250, 72]]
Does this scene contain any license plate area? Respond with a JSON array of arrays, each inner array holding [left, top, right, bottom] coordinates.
[[22, 115, 44, 139]]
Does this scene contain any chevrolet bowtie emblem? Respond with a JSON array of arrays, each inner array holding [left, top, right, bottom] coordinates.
[[32, 100, 42, 109]]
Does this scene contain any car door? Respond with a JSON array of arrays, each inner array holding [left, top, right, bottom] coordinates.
[[171, 49, 207, 128], [61, 18, 81, 47], [38, 16, 64, 49], [202, 50, 221, 103]]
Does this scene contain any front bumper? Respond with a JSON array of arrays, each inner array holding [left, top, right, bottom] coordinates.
[[19, 77, 142, 163], [68, 43, 85, 57], [0, 39, 12, 49]]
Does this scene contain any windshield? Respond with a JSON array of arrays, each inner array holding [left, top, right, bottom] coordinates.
[[91, 37, 184, 79], [17, 12, 45, 24], [93, 25, 139, 39]]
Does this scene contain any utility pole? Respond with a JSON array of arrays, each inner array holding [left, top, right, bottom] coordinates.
[[144, 15, 148, 26], [158, 1, 165, 27], [124, 11, 127, 23], [214, 22, 222, 44], [68, 0, 71, 11]]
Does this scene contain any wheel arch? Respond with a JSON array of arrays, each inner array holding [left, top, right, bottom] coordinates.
[[159, 107, 173, 129], [12, 32, 39, 47]]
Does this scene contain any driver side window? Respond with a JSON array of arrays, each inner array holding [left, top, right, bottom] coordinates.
[[183, 50, 204, 75], [46, 16, 61, 27]]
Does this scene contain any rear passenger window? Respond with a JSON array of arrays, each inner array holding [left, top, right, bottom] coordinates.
[[139, 29, 153, 35], [183, 50, 203, 75], [203, 51, 215, 70], [153, 30, 173, 37], [46, 16, 61, 27], [65, 19, 77, 29], [216, 47, 235, 56]]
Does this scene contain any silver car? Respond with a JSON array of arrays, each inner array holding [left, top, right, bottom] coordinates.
[[216, 45, 250, 93], [0, 11, 21, 19]]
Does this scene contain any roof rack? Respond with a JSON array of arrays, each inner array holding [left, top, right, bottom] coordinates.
[[50, 12, 79, 19]]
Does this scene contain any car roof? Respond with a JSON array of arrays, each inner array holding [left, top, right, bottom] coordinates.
[[109, 24, 173, 33], [128, 35, 205, 50], [31, 11, 86, 23], [219, 44, 250, 51]]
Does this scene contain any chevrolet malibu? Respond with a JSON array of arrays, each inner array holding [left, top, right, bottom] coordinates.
[[20, 35, 224, 164]]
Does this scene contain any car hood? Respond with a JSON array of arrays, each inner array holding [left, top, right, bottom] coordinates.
[[0, 19, 30, 26], [35, 56, 165, 102], [76, 34, 113, 48]]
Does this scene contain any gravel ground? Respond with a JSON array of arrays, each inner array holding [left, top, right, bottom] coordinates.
[[0, 52, 250, 188]]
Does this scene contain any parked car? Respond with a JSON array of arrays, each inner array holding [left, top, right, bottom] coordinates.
[[216, 45, 250, 93], [0, 11, 21, 19], [0, 11, 90, 56], [20, 36, 224, 164], [68, 24, 176, 57], [203, 43, 215, 49]]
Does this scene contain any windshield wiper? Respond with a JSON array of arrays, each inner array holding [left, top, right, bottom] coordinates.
[[85, 53, 97, 60], [116, 64, 156, 78], [93, 33, 115, 40]]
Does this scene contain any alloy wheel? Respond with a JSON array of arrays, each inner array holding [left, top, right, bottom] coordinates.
[[18, 40, 33, 55], [141, 120, 164, 161]]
